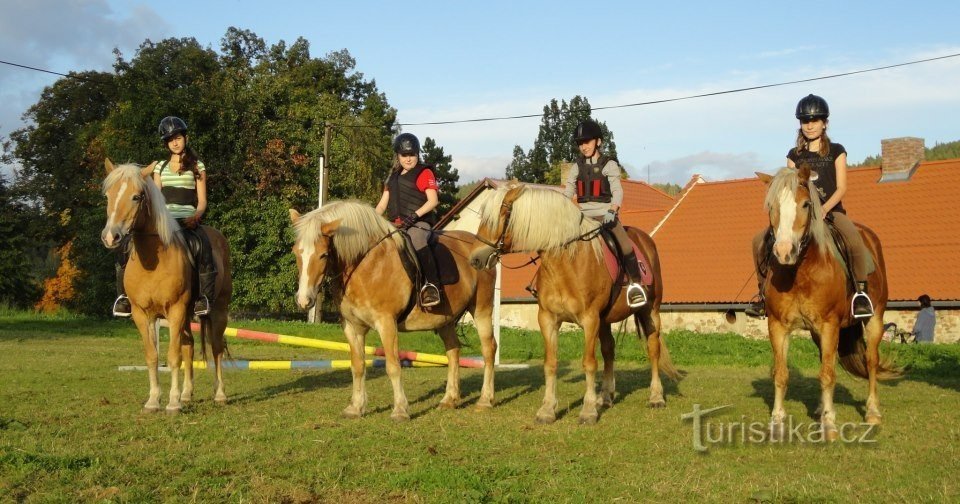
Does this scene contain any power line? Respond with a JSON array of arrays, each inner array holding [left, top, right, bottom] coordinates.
[[4, 52, 959, 127]]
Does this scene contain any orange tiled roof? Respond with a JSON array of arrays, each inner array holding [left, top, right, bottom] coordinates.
[[653, 159, 960, 304]]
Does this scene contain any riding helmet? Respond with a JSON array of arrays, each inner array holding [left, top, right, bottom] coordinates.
[[158, 116, 188, 142], [795, 94, 830, 121], [573, 119, 603, 143], [393, 133, 420, 155]]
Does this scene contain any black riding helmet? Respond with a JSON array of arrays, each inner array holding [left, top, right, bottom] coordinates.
[[573, 119, 603, 143], [795, 94, 829, 121], [158, 116, 188, 142], [393, 133, 420, 155]]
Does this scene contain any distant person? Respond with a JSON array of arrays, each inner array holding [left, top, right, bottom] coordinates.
[[911, 294, 936, 343], [746, 94, 876, 319], [563, 119, 646, 308], [375, 133, 441, 308], [112, 116, 217, 318]]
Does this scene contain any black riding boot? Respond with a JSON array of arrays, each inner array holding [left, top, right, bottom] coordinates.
[[852, 280, 874, 319], [621, 250, 647, 308], [112, 263, 131, 317], [416, 247, 441, 308], [193, 229, 217, 317], [744, 290, 765, 318]]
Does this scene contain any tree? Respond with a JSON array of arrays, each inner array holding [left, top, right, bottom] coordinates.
[[421, 137, 459, 218], [0, 174, 43, 307], [504, 96, 619, 184]]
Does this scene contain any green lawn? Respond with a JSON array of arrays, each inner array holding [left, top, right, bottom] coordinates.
[[1, 309, 958, 503]]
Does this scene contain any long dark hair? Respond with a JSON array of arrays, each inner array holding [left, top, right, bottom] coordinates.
[[795, 120, 832, 157], [169, 145, 202, 180]]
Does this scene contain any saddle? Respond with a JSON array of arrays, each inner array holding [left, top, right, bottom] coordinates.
[[397, 230, 460, 288], [598, 228, 653, 286]]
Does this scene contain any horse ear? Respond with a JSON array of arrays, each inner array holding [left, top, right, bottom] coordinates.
[[320, 218, 341, 236], [756, 172, 773, 185], [140, 161, 156, 179], [289, 209, 301, 224], [105, 158, 115, 174], [797, 163, 812, 184]]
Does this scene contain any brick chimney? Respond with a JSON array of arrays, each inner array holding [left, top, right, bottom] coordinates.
[[879, 137, 925, 182]]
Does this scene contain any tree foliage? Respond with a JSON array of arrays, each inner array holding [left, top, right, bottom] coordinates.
[[9, 28, 412, 316], [421, 137, 459, 218], [505, 96, 618, 184]]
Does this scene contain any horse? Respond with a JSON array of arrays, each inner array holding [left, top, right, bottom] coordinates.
[[756, 165, 900, 440], [289, 200, 496, 421], [468, 181, 679, 424], [101, 159, 232, 413]]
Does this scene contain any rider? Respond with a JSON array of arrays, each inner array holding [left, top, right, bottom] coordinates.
[[375, 132, 442, 308], [563, 119, 646, 308], [112, 116, 217, 317], [746, 94, 875, 319]]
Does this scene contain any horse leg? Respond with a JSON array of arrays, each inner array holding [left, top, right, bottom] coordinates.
[[597, 324, 615, 409], [864, 315, 884, 424], [536, 309, 561, 424], [165, 306, 188, 414], [132, 310, 161, 413], [578, 314, 601, 425], [768, 318, 790, 440], [473, 304, 497, 410], [818, 323, 840, 441], [641, 312, 666, 408], [375, 318, 409, 421], [210, 310, 228, 404], [437, 324, 461, 409], [179, 327, 194, 405], [342, 322, 369, 419]]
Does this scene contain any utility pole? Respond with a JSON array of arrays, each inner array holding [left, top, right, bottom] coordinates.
[[309, 122, 333, 323]]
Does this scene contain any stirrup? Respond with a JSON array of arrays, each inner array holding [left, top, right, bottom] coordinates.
[[420, 283, 441, 308], [625, 283, 647, 308], [112, 295, 132, 318], [193, 295, 211, 317], [744, 295, 765, 318], [851, 291, 874, 319]]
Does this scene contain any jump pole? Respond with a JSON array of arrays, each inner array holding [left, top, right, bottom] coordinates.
[[118, 358, 435, 372], [189, 323, 484, 368]]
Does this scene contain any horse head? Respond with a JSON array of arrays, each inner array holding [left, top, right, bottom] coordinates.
[[289, 208, 340, 310], [101, 158, 175, 249], [469, 181, 526, 270], [759, 164, 825, 266]]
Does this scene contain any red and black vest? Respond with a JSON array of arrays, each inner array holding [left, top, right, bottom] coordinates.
[[387, 164, 437, 225], [575, 155, 613, 203]]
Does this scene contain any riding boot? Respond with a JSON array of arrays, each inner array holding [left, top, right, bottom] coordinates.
[[745, 276, 766, 318], [852, 280, 874, 319], [193, 228, 217, 317], [416, 247, 441, 308], [621, 250, 647, 308], [112, 263, 132, 317]]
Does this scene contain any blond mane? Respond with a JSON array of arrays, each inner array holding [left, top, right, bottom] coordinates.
[[293, 200, 403, 267], [765, 167, 831, 255], [479, 183, 602, 259], [103, 163, 182, 247]]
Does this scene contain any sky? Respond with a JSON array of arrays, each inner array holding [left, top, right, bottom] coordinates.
[[1, 0, 959, 186]]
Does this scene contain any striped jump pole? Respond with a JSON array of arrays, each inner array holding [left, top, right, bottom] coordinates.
[[118, 358, 435, 372], [189, 323, 484, 369]]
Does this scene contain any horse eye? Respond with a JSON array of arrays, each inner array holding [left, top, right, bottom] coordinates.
[[132, 193, 143, 201], [802, 201, 811, 208]]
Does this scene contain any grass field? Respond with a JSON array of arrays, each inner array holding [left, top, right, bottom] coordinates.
[[1, 309, 959, 503]]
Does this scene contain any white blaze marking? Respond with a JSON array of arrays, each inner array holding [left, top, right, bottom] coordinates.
[[776, 188, 797, 246], [297, 240, 315, 305], [104, 181, 130, 246]]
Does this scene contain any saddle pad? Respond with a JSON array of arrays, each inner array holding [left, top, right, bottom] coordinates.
[[601, 239, 653, 286]]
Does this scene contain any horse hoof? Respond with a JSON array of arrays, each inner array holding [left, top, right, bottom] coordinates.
[[535, 414, 556, 425], [214, 397, 228, 406], [648, 400, 666, 409], [579, 414, 598, 425], [769, 423, 784, 441], [474, 400, 494, 411], [165, 406, 181, 415], [390, 412, 411, 422], [438, 399, 458, 410], [141, 406, 161, 414], [824, 427, 839, 442], [341, 408, 362, 420]]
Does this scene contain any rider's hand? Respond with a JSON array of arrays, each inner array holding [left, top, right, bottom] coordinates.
[[602, 210, 617, 229], [400, 213, 419, 229]]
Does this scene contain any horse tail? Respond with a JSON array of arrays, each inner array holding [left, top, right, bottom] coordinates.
[[633, 312, 681, 382], [838, 323, 902, 380]]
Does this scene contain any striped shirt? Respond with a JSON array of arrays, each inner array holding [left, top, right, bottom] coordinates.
[[153, 160, 206, 219]]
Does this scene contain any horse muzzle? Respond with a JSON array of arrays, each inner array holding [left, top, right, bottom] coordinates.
[[101, 227, 126, 249], [773, 240, 799, 265], [469, 245, 499, 270]]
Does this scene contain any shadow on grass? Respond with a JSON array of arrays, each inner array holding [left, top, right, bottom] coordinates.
[[750, 366, 866, 420]]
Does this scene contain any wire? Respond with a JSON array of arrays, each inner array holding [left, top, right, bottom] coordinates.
[[4, 52, 959, 127]]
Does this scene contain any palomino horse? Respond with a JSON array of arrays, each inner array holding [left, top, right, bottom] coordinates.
[[289, 200, 496, 421], [468, 182, 679, 424], [101, 159, 232, 413], [757, 166, 900, 439]]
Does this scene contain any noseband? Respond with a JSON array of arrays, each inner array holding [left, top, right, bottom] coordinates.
[[475, 200, 515, 261]]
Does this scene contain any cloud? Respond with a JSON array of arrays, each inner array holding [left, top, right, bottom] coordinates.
[[642, 151, 765, 184]]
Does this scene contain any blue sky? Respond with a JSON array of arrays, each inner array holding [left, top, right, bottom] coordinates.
[[2, 0, 959, 185]]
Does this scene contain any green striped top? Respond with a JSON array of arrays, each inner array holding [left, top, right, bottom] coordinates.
[[153, 160, 206, 219]]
